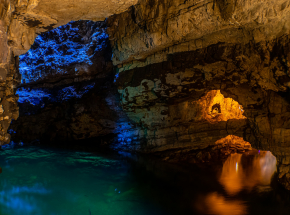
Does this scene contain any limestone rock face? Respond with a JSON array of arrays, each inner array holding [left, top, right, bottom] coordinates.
[[112, 36, 290, 189], [106, 0, 290, 189], [2, 0, 138, 56], [0, 3, 20, 144], [107, 0, 290, 66]]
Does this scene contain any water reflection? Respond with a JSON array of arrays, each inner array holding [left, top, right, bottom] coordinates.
[[0, 146, 285, 215], [0, 147, 168, 215], [219, 151, 277, 195], [197, 192, 247, 215], [0, 183, 51, 214], [197, 151, 277, 215]]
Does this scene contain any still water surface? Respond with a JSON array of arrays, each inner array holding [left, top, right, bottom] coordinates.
[[0, 146, 289, 215]]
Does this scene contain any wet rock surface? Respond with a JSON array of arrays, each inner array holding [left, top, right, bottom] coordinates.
[[1, 0, 290, 190]]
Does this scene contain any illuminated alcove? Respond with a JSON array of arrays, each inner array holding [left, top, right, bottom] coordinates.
[[198, 90, 246, 123]]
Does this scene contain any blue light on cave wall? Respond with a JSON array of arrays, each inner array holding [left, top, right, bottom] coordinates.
[[14, 20, 139, 147], [16, 88, 52, 106], [16, 20, 108, 113], [16, 83, 96, 112], [19, 20, 109, 84]]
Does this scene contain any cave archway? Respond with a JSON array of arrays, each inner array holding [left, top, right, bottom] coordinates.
[[8, 20, 129, 147]]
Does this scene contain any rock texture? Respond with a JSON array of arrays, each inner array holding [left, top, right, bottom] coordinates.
[[2, 0, 290, 191], [0, 0, 138, 145], [107, 0, 290, 66], [111, 36, 290, 189], [19, 21, 111, 84], [106, 0, 290, 190], [3, 0, 138, 56], [9, 20, 133, 145]]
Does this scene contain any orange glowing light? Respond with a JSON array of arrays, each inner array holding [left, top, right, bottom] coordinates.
[[219, 151, 277, 195], [196, 192, 247, 215], [215, 135, 252, 153], [198, 90, 246, 123], [219, 153, 244, 195]]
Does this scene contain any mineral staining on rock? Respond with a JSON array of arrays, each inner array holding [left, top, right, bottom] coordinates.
[[215, 135, 252, 155]]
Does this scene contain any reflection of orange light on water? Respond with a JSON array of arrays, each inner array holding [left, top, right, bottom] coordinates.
[[258, 151, 277, 185], [219, 153, 243, 195], [196, 192, 247, 215], [219, 151, 277, 195]]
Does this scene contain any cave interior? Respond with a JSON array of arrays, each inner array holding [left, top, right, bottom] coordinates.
[[1, 0, 290, 214]]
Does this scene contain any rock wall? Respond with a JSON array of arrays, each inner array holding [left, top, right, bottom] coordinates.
[[3, 0, 138, 56], [9, 20, 134, 146], [107, 0, 290, 66], [110, 36, 290, 189], [19, 21, 111, 84], [0, 0, 138, 145], [106, 0, 290, 189], [2, 0, 290, 190], [0, 1, 20, 145]]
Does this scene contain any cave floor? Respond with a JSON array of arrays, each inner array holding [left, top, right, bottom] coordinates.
[[0, 145, 289, 215]]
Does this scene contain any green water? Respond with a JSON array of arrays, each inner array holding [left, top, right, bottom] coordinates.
[[0, 146, 290, 215]]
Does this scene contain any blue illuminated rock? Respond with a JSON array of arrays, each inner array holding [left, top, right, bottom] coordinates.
[[19, 21, 112, 84], [10, 20, 132, 146]]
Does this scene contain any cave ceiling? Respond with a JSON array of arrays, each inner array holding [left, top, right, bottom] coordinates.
[[1, 0, 138, 55]]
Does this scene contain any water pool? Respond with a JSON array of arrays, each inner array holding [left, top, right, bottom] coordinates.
[[0, 146, 290, 215]]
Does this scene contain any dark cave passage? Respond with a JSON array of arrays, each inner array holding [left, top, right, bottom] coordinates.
[[8, 20, 131, 147]]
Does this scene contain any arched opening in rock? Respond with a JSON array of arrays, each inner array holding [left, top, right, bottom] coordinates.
[[199, 90, 246, 123], [8, 20, 118, 146]]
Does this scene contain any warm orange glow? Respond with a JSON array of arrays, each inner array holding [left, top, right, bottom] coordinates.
[[215, 135, 252, 152], [196, 192, 247, 215], [199, 90, 246, 123], [219, 151, 277, 195], [219, 153, 244, 195]]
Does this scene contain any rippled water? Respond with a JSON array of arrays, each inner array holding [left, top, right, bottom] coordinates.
[[0, 146, 289, 215]]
